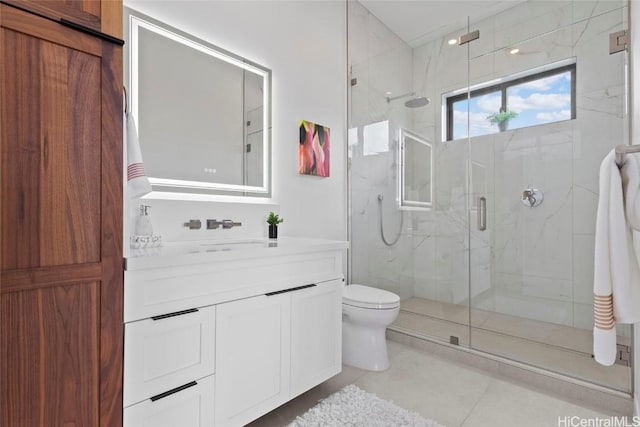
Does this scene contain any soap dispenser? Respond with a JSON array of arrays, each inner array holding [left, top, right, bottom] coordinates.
[[135, 204, 154, 236]]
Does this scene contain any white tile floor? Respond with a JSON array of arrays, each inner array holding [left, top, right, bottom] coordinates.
[[249, 340, 623, 427], [396, 297, 631, 392]]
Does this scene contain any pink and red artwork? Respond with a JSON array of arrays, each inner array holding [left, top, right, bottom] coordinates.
[[299, 120, 330, 177]]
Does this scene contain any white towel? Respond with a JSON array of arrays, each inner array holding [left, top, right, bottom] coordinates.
[[593, 150, 640, 366], [126, 112, 152, 198]]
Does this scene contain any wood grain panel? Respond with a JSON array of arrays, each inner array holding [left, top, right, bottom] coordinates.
[[100, 0, 122, 39], [99, 39, 124, 427], [1, 27, 42, 270], [1, 19, 102, 270], [39, 37, 101, 267], [0, 4, 101, 56], [2, 0, 101, 31], [1, 283, 100, 426], [1, 262, 102, 292]]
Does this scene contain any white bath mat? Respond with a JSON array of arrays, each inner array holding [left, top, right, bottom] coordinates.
[[287, 384, 445, 427]]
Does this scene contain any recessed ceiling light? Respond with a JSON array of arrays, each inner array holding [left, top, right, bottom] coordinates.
[[509, 48, 520, 55], [385, 91, 392, 96], [448, 39, 457, 45]]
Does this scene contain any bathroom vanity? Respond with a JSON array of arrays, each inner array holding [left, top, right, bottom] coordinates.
[[123, 238, 347, 427]]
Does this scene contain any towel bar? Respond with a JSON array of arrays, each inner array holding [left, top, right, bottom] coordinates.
[[614, 144, 640, 167]]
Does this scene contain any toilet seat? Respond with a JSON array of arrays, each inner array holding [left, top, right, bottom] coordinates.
[[343, 284, 400, 309]]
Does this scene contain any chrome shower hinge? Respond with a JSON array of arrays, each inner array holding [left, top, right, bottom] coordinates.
[[609, 30, 628, 54], [458, 30, 479, 45], [615, 343, 631, 367]]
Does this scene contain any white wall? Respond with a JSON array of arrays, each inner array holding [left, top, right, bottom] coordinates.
[[123, 0, 347, 245]]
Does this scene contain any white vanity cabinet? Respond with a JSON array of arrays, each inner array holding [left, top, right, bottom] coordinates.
[[123, 305, 216, 407], [123, 238, 347, 427], [215, 293, 291, 427], [290, 280, 342, 397], [123, 375, 215, 427], [214, 279, 342, 427]]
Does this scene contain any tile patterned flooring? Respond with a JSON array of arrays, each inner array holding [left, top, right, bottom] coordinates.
[[394, 297, 631, 392], [249, 341, 626, 427]]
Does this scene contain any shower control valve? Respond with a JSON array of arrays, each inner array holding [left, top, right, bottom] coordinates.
[[521, 188, 543, 208]]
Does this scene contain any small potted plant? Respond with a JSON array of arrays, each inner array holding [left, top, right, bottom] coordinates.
[[487, 108, 518, 132], [266, 212, 284, 239]]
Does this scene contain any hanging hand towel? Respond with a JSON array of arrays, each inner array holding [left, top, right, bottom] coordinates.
[[126, 112, 152, 198], [593, 150, 640, 366]]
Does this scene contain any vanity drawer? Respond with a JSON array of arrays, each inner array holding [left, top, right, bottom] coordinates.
[[124, 305, 215, 407], [124, 374, 214, 427]]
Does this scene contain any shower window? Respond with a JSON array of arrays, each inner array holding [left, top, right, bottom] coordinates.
[[445, 60, 576, 141]]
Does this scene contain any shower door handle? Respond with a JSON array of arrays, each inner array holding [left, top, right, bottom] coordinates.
[[478, 197, 487, 231]]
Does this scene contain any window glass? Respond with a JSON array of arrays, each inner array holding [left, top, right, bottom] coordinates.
[[445, 62, 575, 141], [506, 71, 572, 129]]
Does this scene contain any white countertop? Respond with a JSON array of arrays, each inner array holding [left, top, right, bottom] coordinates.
[[124, 237, 348, 271]]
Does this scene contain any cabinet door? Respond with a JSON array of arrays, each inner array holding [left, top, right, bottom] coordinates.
[[124, 305, 216, 407], [290, 279, 342, 397], [124, 375, 214, 427], [215, 294, 290, 427]]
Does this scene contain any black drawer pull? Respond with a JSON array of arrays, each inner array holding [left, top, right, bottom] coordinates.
[[150, 381, 197, 402], [151, 308, 199, 321], [265, 284, 316, 296]]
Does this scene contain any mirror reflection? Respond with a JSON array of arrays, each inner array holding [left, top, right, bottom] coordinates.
[[400, 128, 432, 209], [128, 10, 271, 195]]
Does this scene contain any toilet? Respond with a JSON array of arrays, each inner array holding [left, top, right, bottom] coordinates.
[[342, 284, 400, 371]]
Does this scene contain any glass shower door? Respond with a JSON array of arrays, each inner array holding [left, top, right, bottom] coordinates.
[[466, 1, 631, 392]]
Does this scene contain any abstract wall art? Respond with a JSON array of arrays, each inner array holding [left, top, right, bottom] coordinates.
[[299, 120, 330, 177]]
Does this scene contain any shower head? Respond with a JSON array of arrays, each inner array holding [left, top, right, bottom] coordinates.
[[404, 96, 430, 108], [386, 92, 430, 108]]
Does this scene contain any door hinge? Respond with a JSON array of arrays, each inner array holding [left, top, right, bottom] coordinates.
[[351, 78, 358, 86], [610, 30, 628, 54], [615, 343, 631, 367], [450, 335, 459, 346], [458, 30, 480, 45]]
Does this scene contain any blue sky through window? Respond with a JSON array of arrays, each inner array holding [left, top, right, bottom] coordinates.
[[450, 69, 573, 140]]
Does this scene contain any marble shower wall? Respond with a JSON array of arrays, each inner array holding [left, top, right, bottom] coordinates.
[[349, 1, 416, 299], [349, 0, 628, 331]]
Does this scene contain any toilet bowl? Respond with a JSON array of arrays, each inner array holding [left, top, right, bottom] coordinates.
[[342, 284, 400, 371]]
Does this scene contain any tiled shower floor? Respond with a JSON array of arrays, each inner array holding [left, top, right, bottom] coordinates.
[[393, 297, 630, 392]]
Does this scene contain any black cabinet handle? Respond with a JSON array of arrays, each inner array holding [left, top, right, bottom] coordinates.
[[265, 284, 316, 296], [151, 308, 199, 321], [150, 381, 197, 402]]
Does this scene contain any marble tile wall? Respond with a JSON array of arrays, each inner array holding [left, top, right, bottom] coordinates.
[[349, 1, 416, 299], [349, 0, 628, 332]]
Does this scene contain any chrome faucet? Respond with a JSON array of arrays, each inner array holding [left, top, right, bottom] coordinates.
[[206, 219, 242, 229]]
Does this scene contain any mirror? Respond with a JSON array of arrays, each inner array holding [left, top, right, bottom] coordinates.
[[399, 128, 432, 209], [127, 9, 271, 196]]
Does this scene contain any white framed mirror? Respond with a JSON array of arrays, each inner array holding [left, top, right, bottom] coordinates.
[[399, 128, 432, 209], [127, 8, 271, 197]]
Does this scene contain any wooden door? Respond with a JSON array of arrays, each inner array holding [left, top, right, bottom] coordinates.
[[0, 3, 123, 426], [1, 0, 122, 38]]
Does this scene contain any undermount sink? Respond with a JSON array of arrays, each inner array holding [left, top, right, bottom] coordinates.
[[125, 237, 348, 271], [199, 239, 266, 247]]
